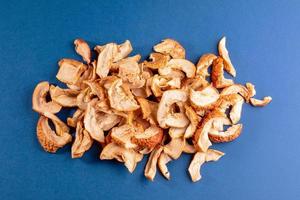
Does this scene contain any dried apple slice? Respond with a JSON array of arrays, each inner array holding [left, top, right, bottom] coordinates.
[[110, 124, 142, 149], [114, 40, 133, 62], [137, 97, 158, 125], [56, 59, 87, 84], [157, 89, 187, 128], [190, 84, 220, 110], [67, 108, 84, 128], [84, 103, 121, 143], [108, 79, 140, 112], [32, 81, 62, 114], [163, 137, 185, 159], [184, 105, 199, 138], [250, 96, 272, 107], [188, 149, 224, 182], [71, 121, 93, 158], [131, 125, 163, 149], [218, 37, 236, 77], [165, 113, 190, 128], [36, 113, 72, 153], [144, 146, 163, 181], [143, 53, 170, 69], [74, 39, 91, 63], [100, 142, 143, 173], [49, 85, 79, 107], [159, 59, 196, 78], [221, 84, 250, 101], [208, 124, 243, 143], [196, 53, 217, 77], [153, 39, 185, 59], [194, 110, 226, 152], [211, 57, 234, 88], [246, 82, 256, 98], [96, 43, 117, 78], [158, 152, 172, 180]]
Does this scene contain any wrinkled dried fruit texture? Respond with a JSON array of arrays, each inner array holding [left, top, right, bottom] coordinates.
[[196, 53, 217, 77], [67, 65, 95, 91], [118, 59, 145, 88], [114, 40, 133, 62], [32, 81, 62, 114], [37, 114, 72, 153], [84, 103, 121, 143], [108, 79, 140, 111], [144, 146, 163, 181], [96, 43, 117, 78], [184, 105, 200, 138], [158, 152, 172, 180], [211, 57, 234, 89], [157, 89, 187, 128], [71, 121, 93, 158], [154, 39, 185, 59], [132, 125, 163, 149], [67, 109, 84, 127], [209, 124, 243, 143], [150, 75, 181, 97], [137, 97, 158, 125], [194, 110, 227, 152], [74, 39, 91, 63], [218, 37, 236, 77], [144, 53, 170, 69], [221, 84, 250, 102], [56, 59, 87, 85], [100, 143, 143, 173], [182, 77, 209, 92], [250, 96, 272, 107], [190, 85, 220, 110], [110, 124, 142, 149], [76, 87, 94, 110], [188, 149, 224, 182], [246, 82, 256, 98], [215, 93, 244, 124], [32, 37, 273, 182], [50, 85, 79, 107], [163, 137, 185, 159], [84, 80, 106, 100], [159, 59, 196, 78]]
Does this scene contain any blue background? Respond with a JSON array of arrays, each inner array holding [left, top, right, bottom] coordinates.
[[1, 0, 299, 199]]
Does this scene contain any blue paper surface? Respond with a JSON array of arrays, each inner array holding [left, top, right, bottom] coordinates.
[[1, 0, 300, 199]]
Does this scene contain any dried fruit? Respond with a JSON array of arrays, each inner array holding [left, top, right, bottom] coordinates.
[[56, 59, 87, 85], [188, 149, 224, 182], [50, 85, 79, 107], [131, 125, 163, 149], [250, 96, 272, 107], [209, 124, 243, 143], [218, 37, 236, 77], [211, 57, 234, 88], [74, 39, 91, 63], [108, 79, 140, 111], [189, 84, 220, 110], [158, 152, 172, 180], [32, 81, 62, 114], [32, 37, 271, 182], [154, 39, 185, 59], [196, 53, 217, 77], [144, 146, 163, 181], [143, 53, 170, 69], [159, 59, 196, 78], [36, 113, 71, 153], [71, 121, 93, 158]]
